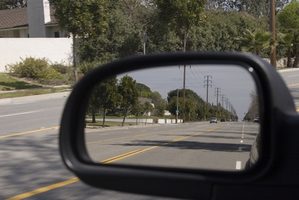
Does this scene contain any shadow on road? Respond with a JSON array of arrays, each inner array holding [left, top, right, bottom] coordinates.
[[0, 133, 102, 199], [115, 140, 251, 152], [160, 133, 256, 141]]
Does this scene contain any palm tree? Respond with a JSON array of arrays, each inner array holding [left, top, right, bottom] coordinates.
[[278, 32, 294, 68], [238, 29, 271, 56]]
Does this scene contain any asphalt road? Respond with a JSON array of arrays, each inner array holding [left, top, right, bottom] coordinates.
[[1, 121, 257, 200], [0, 68, 298, 200], [0, 92, 68, 136], [86, 122, 257, 171], [279, 69, 299, 109]]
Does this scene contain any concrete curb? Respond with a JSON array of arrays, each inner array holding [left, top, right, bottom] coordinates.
[[86, 124, 163, 132]]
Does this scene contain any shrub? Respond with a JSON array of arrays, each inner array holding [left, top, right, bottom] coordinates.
[[8, 57, 63, 83], [51, 63, 71, 74], [78, 61, 100, 75]]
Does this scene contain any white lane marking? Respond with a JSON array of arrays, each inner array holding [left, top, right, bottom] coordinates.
[[0, 110, 44, 118], [240, 123, 245, 143], [286, 74, 299, 78], [241, 123, 245, 139], [236, 161, 242, 170]]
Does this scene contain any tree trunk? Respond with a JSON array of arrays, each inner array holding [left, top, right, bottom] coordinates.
[[72, 35, 78, 83], [293, 44, 299, 68], [183, 32, 187, 52], [102, 108, 106, 127], [92, 110, 96, 123], [122, 110, 127, 126], [287, 47, 292, 68], [145, 115, 148, 126]]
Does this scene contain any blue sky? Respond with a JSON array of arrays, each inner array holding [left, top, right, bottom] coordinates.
[[120, 64, 257, 120]]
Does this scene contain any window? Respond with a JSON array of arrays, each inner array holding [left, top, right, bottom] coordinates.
[[54, 31, 60, 38]]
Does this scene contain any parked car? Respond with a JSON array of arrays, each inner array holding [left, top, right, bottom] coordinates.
[[253, 117, 259, 123], [210, 117, 218, 123]]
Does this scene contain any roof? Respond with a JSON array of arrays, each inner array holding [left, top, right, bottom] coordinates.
[[0, 8, 27, 29], [0, 7, 57, 30]]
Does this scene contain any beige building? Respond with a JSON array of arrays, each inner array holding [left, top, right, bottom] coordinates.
[[0, 0, 66, 38], [0, 0, 72, 72]]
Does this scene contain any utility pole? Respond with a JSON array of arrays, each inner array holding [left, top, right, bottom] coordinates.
[[143, 31, 147, 55], [182, 38, 187, 123], [225, 98, 229, 110], [215, 88, 221, 107], [204, 75, 212, 119], [183, 66, 186, 122], [215, 87, 221, 118], [221, 95, 225, 109], [270, 0, 277, 68], [176, 89, 179, 124], [204, 75, 212, 104]]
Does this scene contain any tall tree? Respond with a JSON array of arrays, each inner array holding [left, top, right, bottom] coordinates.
[[278, 0, 299, 68], [206, 0, 290, 17], [97, 78, 120, 126], [154, 0, 206, 51], [0, 0, 27, 10], [131, 100, 145, 125], [118, 76, 138, 126], [87, 86, 102, 123], [49, 0, 109, 81], [150, 91, 167, 117], [190, 11, 266, 52], [50, 0, 108, 37], [277, 32, 295, 67], [167, 89, 205, 121]]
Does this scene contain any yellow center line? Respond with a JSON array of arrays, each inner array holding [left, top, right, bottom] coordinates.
[[102, 146, 159, 164], [0, 126, 59, 140], [7, 125, 221, 200], [100, 149, 145, 163], [7, 178, 79, 200]]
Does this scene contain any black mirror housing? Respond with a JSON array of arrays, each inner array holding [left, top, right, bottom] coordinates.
[[59, 52, 297, 199]]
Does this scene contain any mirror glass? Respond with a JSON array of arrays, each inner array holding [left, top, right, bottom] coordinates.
[[84, 64, 260, 171]]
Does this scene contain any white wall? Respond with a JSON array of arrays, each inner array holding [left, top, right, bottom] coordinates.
[[157, 119, 183, 124], [0, 38, 72, 72]]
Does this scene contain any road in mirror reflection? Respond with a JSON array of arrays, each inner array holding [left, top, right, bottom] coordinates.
[[85, 65, 260, 171]]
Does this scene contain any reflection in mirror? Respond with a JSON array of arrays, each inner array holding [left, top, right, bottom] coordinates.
[[84, 65, 260, 171]]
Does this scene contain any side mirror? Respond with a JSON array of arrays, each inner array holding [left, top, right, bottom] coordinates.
[[59, 53, 296, 199]]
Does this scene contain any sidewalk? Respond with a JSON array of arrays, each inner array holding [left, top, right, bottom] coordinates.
[[278, 68, 299, 73], [0, 91, 70, 105]]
